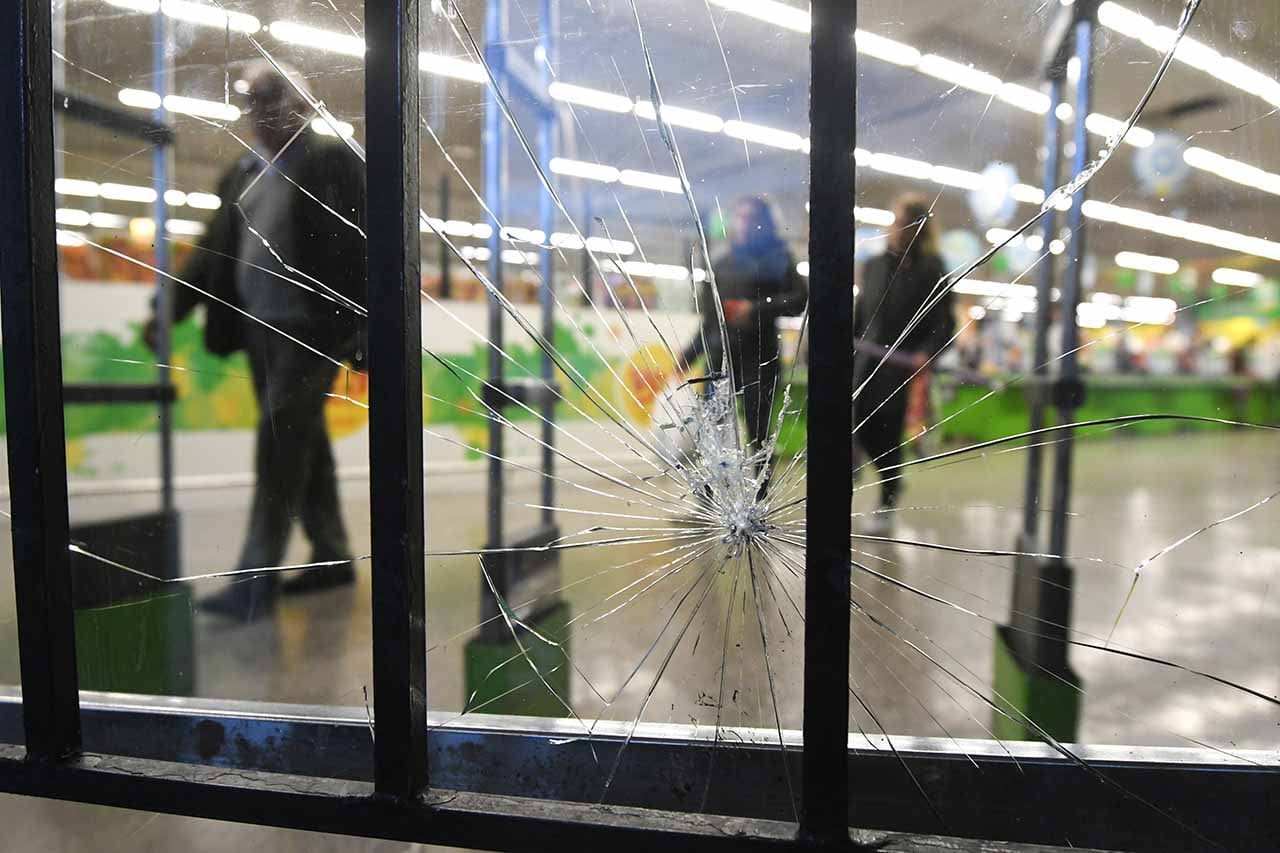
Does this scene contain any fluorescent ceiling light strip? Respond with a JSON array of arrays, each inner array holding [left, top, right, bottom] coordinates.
[[98, 183, 156, 203], [723, 120, 804, 150], [854, 30, 920, 66], [549, 82, 632, 113], [633, 101, 724, 133], [419, 52, 487, 83], [311, 117, 355, 138], [269, 21, 364, 56], [916, 54, 1001, 95], [619, 170, 683, 193], [118, 88, 239, 121], [1115, 250, 1178, 275], [164, 94, 240, 121], [549, 158, 619, 183], [55, 178, 99, 197], [854, 206, 895, 227], [1085, 113, 1153, 148], [56, 208, 91, 227], [1098, 2, 1280, 108], [1212, 268, 1262, 287], [1184, 146, 1280, 196], [103, 0, 258, 32], [706, 0, 810, 33], [159, 0, 259, 33], [869, 152, 932, 179]]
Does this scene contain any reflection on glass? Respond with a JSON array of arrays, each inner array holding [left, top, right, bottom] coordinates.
[[54, 0, 372, 711], [15, 0, 1278, 843], [418, 0, 810, 814]]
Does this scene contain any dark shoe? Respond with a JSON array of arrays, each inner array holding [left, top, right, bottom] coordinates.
[[281, 560, 356, 595], [200, 577, 277, 621]]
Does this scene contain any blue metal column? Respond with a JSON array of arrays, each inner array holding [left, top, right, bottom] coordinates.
[[536, 0, 558, 520], [151, 7, 178, 569], [1049, 16, 1094, 557], [484, 0, 508, 552], [1020, 75, 1064, 543]]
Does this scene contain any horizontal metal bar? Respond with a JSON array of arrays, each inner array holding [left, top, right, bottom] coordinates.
[[62, 383, 177, 405], [0, 744, 1104, 852], [0, 691, 1272, 851], [53, 90, 174, 146]]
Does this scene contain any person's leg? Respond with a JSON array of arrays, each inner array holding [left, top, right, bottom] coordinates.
[[744, 360, 779, 495], [285, 391, 356, 593], [205, 333, 329, 618], [852, 370, 909, 535], [863, 385, 908, 509]]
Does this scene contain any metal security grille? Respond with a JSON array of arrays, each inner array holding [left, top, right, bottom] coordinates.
[[0, 1, 1272, 851]]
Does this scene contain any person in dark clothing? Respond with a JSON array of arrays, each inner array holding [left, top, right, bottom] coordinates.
[[145, 61, 367, 620], [682, 196, 807, 466], [853, 195, 955, 534]]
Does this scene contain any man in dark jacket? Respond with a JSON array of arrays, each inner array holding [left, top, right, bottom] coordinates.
[[683, 196, 807, 460], [146, 61, 367, 620], [853, 195, 955, 534]]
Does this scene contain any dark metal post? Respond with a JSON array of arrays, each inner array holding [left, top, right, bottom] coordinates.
[[801, 0, 855, 842], [439, 174, 452, 299], [537, 0, 557, 521], [1019, 74, 1064, 542], [484, 0, 508, 553], [365, 0, 427, 799], [0, 0, 82, 759], [1048, 16, 1093, 557]]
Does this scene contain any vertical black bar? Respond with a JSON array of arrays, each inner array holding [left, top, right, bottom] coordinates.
[[1020, 74, 1063, 542], [439, 174, 452, 300], [801, 0, 855, 843], [1049, 16, 1093, 557], [365, 0, 427, 799], [0, 0, 82, 759]]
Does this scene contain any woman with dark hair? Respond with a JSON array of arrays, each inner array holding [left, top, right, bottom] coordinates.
[[682, 196, 807, 459], [853, 195, 955, 534]]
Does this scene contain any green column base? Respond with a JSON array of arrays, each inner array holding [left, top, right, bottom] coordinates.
[[464, 600, 572, 717], [74, 588, 195, 695], [992, 625, 1081, 742]]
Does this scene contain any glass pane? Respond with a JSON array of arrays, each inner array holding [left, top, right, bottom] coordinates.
[[846, 0, 1277, 845], [55, 0, 373, 733], [421, 0, 809, 817]]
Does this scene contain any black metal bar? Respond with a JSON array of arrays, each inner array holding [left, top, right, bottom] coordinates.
[[0, 691, 1271, 852], [801, 0, 856, 843], [365, 0, 427, 799], [1048, 13, 1094, 557], [1020, 75, 1064, 542], [439, 173, 452, 299], [0, 0, 83, 760], [0, 744, 1115, 853], [62, 383, 178, 405], [52, 90, 175, 146]]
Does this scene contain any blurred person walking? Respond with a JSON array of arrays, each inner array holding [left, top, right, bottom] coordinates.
[[853, 195, 955, 534], [145, 61, 366, 620], [682, 196, 807, 485]]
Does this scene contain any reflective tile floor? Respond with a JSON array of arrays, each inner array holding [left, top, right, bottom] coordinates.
[[0, 429, 1275, 849]]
